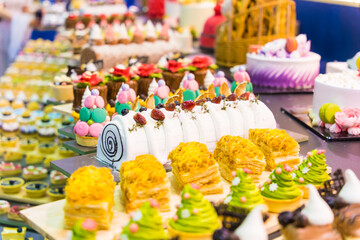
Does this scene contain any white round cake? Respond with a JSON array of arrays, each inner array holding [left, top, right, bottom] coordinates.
[[312, 71, 360, 120]]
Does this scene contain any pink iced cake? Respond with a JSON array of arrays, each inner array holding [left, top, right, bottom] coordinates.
[[246, 34, 321, 89]]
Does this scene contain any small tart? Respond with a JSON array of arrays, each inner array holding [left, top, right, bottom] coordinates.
[[19, 138, 38, 151], [50, 170, 67, 185], [47, 186, 65, 201], [24, 181, 48, 198], [3, 150, 23, 162], [22, 166, 47, 180], [0, 177, 24, 194], [0, 162, 22, 177], [58, 147, 76, 158], [8, 205, 29, 221], [39, 143, 56, 154], [0, 136, 18, 148], [0, 200, 10, 214]]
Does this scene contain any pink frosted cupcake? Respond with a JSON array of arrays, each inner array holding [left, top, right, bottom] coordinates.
[[132, 27, 144, 44], [74, 89, 110, 147], [105, 25, 118, 45]]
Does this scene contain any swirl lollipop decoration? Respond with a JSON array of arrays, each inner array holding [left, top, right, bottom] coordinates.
[[98, 122, 124, 167]]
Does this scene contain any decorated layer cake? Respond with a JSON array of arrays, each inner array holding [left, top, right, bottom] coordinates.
[[97, 96, 276, 170], [246, 34, 321, 89]]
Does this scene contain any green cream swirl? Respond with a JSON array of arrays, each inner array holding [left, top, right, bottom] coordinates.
[[169, 184, 219, 233], [72, 220, 96, 240], [261, 164, 301, 200], [225, 168, 264, 210], [121, 201, 168, 240], [294, 149, 329, 186]]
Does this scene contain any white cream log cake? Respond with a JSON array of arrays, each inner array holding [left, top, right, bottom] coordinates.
[[97, 98, 276, 170], [312, 71, 360, 122]]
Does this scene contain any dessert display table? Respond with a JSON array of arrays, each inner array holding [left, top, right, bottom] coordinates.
[[58, 126, 75, 139], [20, 173, 286, 240], [62, 140, 97, 155]]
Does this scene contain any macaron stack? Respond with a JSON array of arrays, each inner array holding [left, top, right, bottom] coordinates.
[[74, 89, 110, 147]]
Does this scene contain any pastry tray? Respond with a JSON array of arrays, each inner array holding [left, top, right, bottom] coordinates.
[[281, 105, 360, 142]]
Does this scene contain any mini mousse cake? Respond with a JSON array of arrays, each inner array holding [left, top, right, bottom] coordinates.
[[0, 177, 24, 194], [22, 166, 47, 180], [23, 182, 48, 198], [0, 162, 22, 177]]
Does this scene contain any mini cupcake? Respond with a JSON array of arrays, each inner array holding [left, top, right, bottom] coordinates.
[[73, 71, 108, 110], [136, 64, 162, 97], [22, 166, 47, 180], [182, 73, 200, 101], [132, 27, 145, 44], [161, 59, 187, 92], [158, 24, 170, 41], [153, 80, 170, 107], [0, 177, 24, 194], [23, 182, 48, 198], [278, 185, 342, 240], [145, 20, 157, 42], [47, 186, 65, 201], [90, 24, 104, 46], [18, 111, 37, 137], [71, 219, 97, 240], [168, 184, 220, 239], [117, 200, 168, 240], [74, 90, 109, 147], [261, 164, 302, 213], [213, 71, 229, 96], [0, 162, 22, 177], [293, 149, 330, 198], [105, 65, 132, 102], [36, 115, 57, 141], [223, 168, 264, 211], [117, 23, 130, 44], [52, 75, 74, 102], [188, 56, 217, 87], [0, 111, 19, 137], [50, 170, 67, 185], [115, 83, 137, 115], [0, 200, 10, 215], [105, 25, 118, 45], [231, 67, 253, 93]]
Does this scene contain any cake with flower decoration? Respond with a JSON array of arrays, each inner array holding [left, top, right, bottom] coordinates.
[[181, 73, 200, 101], [231, 67, 253, 93], [73, 71, 108, 110], [249, 129, 300, 171], [261, 164, 302, 213], [71, 218, 97, 240], [223, 168, 265, 211], [188, 56, 217, 87], [168, 184, 220, 239], [247, 34, 321, 89], [214, 136, 266, 183], [52, 75, 74, 102], [168, 142, 223, 195], [74, 89, 110, 147], [64, 166, 116, 230], [117, 200, 168, 240], [97, 93, 276, 170], [278, 184, 342, 240], [105, 65, 135, 102], [293, 149, 330, 198], [161, 59, 188, 92], [120, 154, 170, 212], [136, 64, 163, 97]]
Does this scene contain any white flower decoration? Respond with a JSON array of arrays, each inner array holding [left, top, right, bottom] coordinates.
[[121, 234, 129, 240], [269, 183, 278, 192], [272, 175, 276, 180], [291, 172, 296, 179], [181, 209, 190, 218], [224, 196, 232, 204], [232, 177, 240, 186], [132, 210, 142, 221], [302, 166, 309, 174]]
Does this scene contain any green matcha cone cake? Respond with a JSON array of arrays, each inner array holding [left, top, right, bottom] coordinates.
[[168, 184, 220, 240], [223, 168, 264, 211], [118, 200, 168, 240], [72, 218, 97, 240], [261, 164, 302, 213], [293, 149, 330, 198]]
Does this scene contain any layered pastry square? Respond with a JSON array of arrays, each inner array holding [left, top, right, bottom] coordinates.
[[168, 142, 223, 195], [64, 166, 115, 230], [214, 135, 266, 183], [248, 129, 300, 171], [120, 154, 170, 212]]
